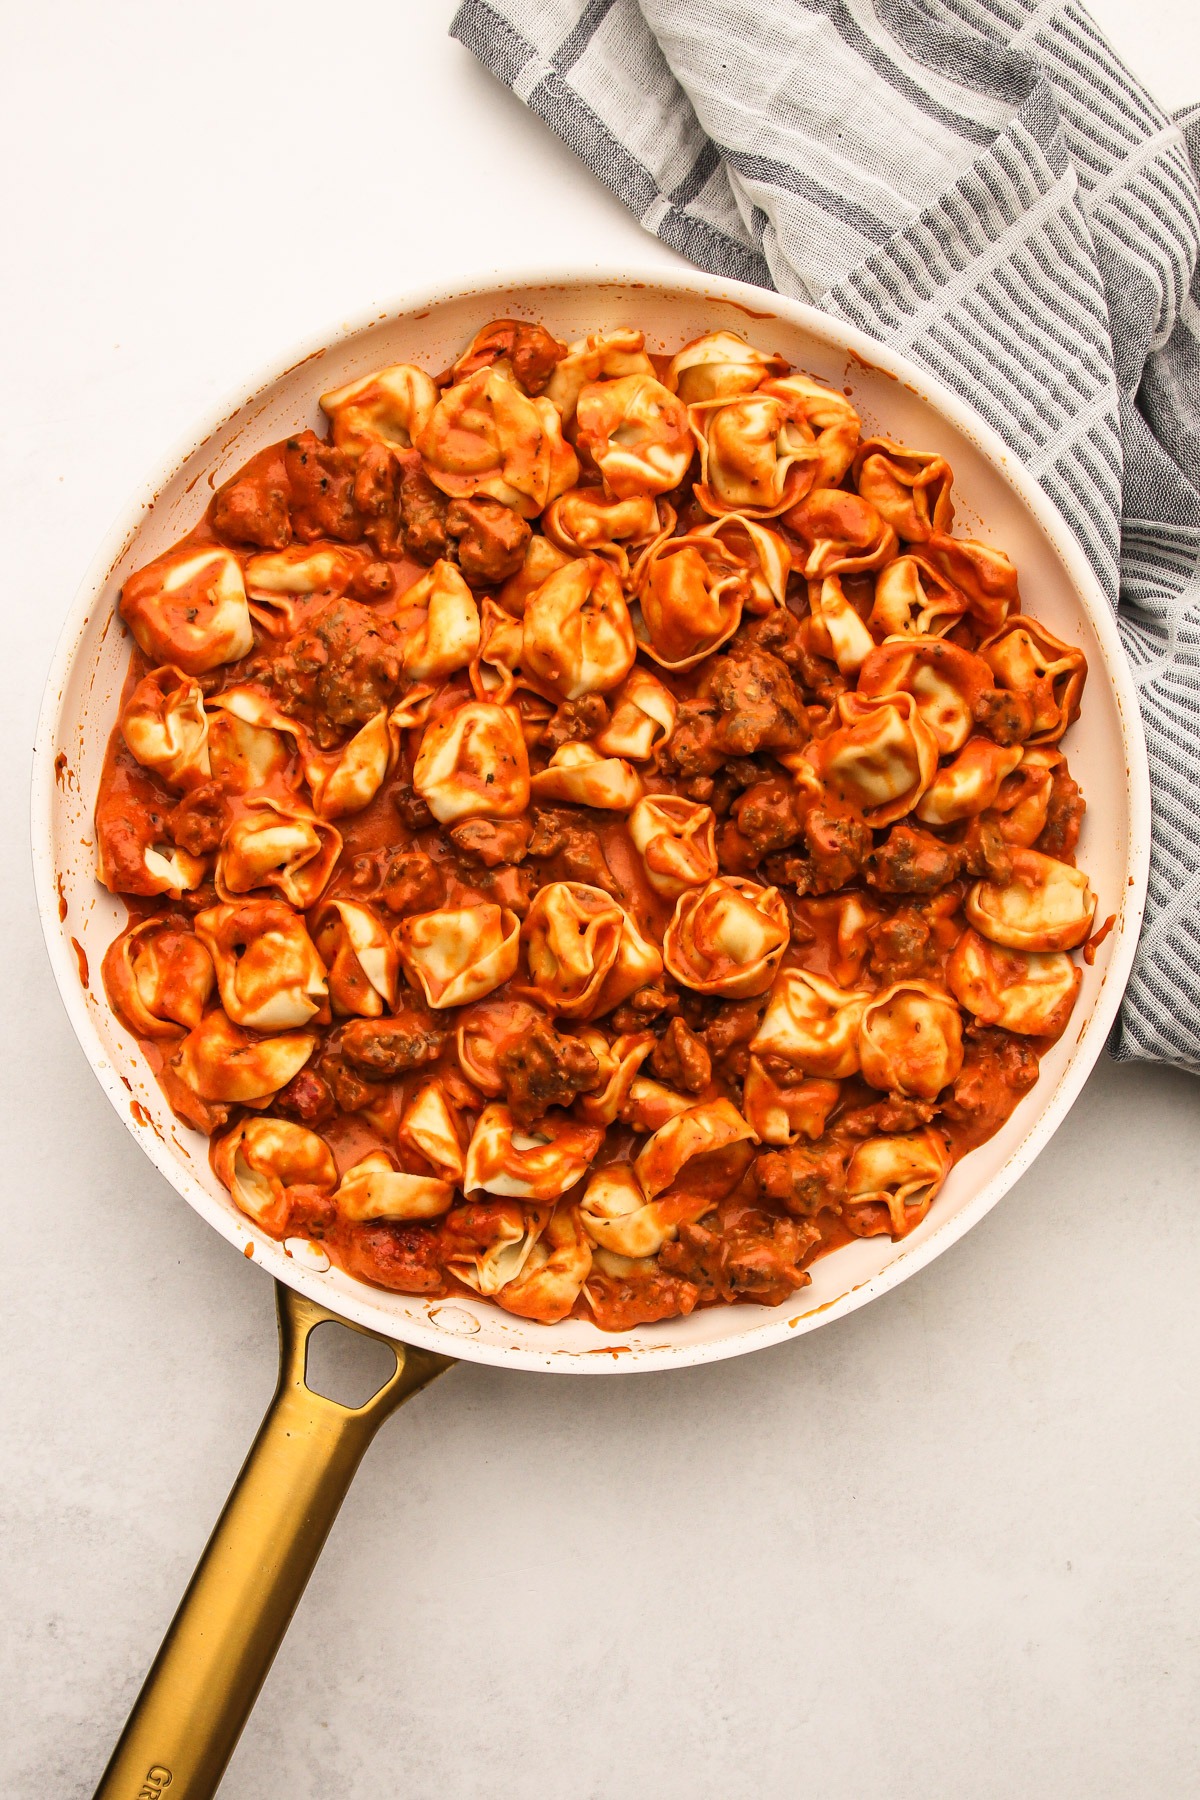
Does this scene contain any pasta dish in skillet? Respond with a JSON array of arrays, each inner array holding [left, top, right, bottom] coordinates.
[[94, 318, 1098, 1329]]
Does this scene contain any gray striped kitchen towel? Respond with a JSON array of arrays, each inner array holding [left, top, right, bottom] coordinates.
[[451, 0, 1200, 1072]]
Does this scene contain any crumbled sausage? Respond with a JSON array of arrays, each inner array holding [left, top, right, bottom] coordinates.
[[585, 1268, 700, 1331], [866, 907, 937, 984], [660, 1207, 816, 1306], [349, 561, 395, 601], [397, 450, 449, 564], [525, 810, 617, 891], [543, 694, 610, 751], [392, 777, 435, 833], [957, 815, 1014, 883], [661, 700, 724, 781], [339, 1010, 447, 1080], [755, 1141, 848, 1215], [453, 320, 565, 393], [867, 823, 959, 894], [165, 782, 227, 857], [378, 850, 446, 915], [1036, 766, 1085, 860], [341, 1221, 446, 1295], [448, 818, 531, 867], [803, 801, 871, 892], [732, 777, 806, 857], [495, 1014, 601, 1127], [941, 1026, 1039, 1147], [608, 984, 680, 1033], [759, 851, 816, 896], [703, 646, 810, 756], [650, 1017, 712, 1094], [974, 685, 1034, 745], [211, 450, 291, 550], [266, 599, 401, 742], [703, 998, 767, 1079], [352, 443, 402, 556], [284, 430, 362, 542], [446, 497, 531, 586], [274, 1068, 338, 1128], [837, 1096, 936, 1135]]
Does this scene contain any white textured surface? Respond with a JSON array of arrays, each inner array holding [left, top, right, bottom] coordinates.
[[2, 3, 1198, 1795]]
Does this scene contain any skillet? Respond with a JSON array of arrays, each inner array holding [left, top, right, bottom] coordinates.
[[32, 269, 1150, 1797]]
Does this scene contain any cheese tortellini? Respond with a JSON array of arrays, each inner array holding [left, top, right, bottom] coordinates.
[[121, 547, 253, 675], [417, 366, 578, 517], [395, 903, 521, 1009], [523, 883, 662, 1019], [412, 701, 531, 823], [522, 555, 637, 698], [215, 1117, 338, 1234], [663, 877, 790, 998]]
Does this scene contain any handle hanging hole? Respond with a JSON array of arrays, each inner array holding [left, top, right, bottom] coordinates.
[[303, 1320, 398, 1408]]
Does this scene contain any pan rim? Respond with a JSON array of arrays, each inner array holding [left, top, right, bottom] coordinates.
[[31, 263, 1151, 1373]]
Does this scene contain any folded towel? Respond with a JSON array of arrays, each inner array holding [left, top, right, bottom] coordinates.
[[453, 0, 1200, 1072]]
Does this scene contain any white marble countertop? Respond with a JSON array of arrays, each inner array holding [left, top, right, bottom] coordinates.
[[3, 3, 1199, 1794]]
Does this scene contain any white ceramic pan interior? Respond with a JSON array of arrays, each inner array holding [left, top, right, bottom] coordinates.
[[32, 269, 1150, 1373]]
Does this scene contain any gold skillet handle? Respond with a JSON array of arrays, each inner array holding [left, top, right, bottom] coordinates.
[[93, 1281, 455, 1800]]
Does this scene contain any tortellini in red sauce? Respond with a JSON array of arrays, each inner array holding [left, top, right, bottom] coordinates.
[[395, 903, 521, 1009], [965, 848, 1097, 952], [868, 554, 968, 640], [666, 330, 788, 404], [94, 310, 1099, 1332], [335, 1152, 453, 1222], [751, 969, 870, 1080], [521, 555, 637, 699], [947, 928, 1081, 1037], [782, 488, 898, 579], [464, 1103, 602, 1201], [979, 616, 1086, 743], [412, 700, 531, 823], [311, 901, 399, 1018], [858, 981, 965, 1099], [629, 795, 719, 899], [214, 1117, 338, 1234], [102, 916, 215, 1040], [215, 799, 342, 909], [663, 877, 790, 998], [522, 882, 662, 1019], [806, 691, 939, 826], [914, 737, 1025, 826], [442, 1197, 550, 1296], [120, 547, 253, 675], [689, 388, 817, 517], [320, 362, 439, 452], [845, 1130, 952, 1238], [489, 1203, 593, 1324], [852, 438, 954, 542], [634, 530, 747, 670], [574, 373, 692, 499], [742, 1063, 840, 1148], [530, 744, 643, 810], [417, 366, 578, 517], [121, 668, 210, 790], [857, 638, 993, 757], [541, 488, 665, 580], [399, 560, 482, 682], [544, 327, 654, 424], [195, 900, 328, 1032], [924, 533, 1018, 631], [592, 666, 677, 761], [174, 1009, 316, 1106]]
